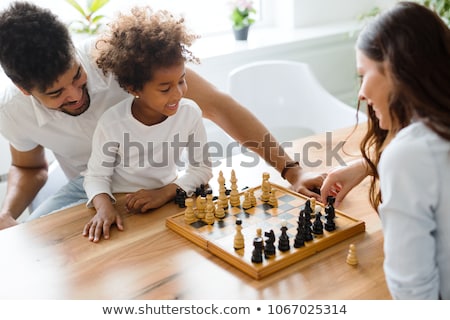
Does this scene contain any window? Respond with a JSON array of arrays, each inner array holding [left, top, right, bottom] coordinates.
[[0, 0, 265, 37], [106, 0, 264, 36]]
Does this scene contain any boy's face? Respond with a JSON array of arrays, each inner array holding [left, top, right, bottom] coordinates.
[[133, 62, 187, 120], [24, 61, 90, 116]]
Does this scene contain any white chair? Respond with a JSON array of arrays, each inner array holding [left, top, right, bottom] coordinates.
[[226, 60, 367, 143]]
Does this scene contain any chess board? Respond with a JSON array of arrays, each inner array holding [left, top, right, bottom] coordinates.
[[166, 183, 365, 279]]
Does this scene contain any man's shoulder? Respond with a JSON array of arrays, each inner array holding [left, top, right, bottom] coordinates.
[[179, 98, 202, 117], [98, 98, 132, 123], [0, 80, 31, 116]]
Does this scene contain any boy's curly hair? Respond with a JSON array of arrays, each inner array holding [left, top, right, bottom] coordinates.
[[96, 6, 199, 92]]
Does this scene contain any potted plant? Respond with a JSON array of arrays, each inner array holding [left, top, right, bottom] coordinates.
[[418, 0, 450, 26], [65, 0, 111, 35], [229, 0, 256, 40], [359, 0, 449, 27]]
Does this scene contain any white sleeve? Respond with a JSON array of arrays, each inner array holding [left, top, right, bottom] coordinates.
[[82, 123, 117, 207], [0, 98, 39, 152], [378, 140, 440, 299], [174, 104, 213, 194]]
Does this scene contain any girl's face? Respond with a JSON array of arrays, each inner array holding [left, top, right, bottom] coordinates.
[[356, 49, 393, 130], [132, 62, 187, 124]]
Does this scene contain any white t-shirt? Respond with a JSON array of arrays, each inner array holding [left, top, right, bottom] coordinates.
[[83, 97, 212, 207], [0, 39, 129, 179], [378, 121, 450, 299]]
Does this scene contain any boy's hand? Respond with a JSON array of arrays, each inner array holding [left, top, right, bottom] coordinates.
[[126, 184, 178, 213], [83, 194, 124, 242]]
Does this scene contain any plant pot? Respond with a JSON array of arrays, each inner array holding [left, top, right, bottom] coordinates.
[[233, 26, 250, 41]]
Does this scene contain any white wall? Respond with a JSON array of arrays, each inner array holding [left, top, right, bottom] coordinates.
[[191, 25, 361, 106], [268, 0, 397, 28]]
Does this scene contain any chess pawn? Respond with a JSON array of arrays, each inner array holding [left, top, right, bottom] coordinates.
[[215, 203, 226, 220], [249, 188, 257, 207], [268, 188, 278, 208], [196, 196, 206, 219], [310, 197, 316, 212], [229, 190, 240, 207], [242, 191, 252, 210], [184, 198, 196, 224], [256, 228, 264, 249], [206, 193, 215, 215], [346, 244, 358, 266], [277, 220, 290, 252], [309, 198, 316, 218], [312, 212, 324, 235], [234, 219, 245, 250], [204, 202, 215, 225], [261, 172, 271, 202], [293, 225, 305, 248]]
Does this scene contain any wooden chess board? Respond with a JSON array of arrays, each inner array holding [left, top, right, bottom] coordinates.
[[166, 183, 365, 279]]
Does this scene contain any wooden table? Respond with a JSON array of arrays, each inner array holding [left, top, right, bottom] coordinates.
[[0, 124, 391, 299]]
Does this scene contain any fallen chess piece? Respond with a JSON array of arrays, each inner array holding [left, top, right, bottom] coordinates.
[[346, 243, 358, 266]]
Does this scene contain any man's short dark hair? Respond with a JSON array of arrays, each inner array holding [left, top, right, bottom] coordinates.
[[0, 1, 75, 92]]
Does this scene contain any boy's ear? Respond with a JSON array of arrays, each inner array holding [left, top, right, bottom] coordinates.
[[126, 86, 139, 97]]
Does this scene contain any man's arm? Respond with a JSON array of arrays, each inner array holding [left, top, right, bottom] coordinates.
[[185, 68, 325, 197], [0, 145, 48, 229]]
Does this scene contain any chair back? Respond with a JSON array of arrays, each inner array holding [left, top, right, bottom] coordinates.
[[227, 60, 366, 142]]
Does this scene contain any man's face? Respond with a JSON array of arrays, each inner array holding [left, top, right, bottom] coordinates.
[[27, 61, 90, 116]]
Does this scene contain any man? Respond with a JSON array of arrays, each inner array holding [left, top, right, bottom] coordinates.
[[0, 2, 324, 230]]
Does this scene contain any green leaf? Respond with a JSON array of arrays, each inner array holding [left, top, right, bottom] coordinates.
[[65, 0, 87, 17], [89, 0, 110, 13], [91, 15, 106, 24]]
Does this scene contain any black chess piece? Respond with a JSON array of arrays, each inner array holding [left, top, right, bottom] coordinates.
[[174, 188, 187, 208], [264, 230, 276, 258], [195, 184, 212, 197], [224, 184, 231, 196], [312, 212, 324, 235], [251, 237, 264, 263], [301, 201, 313, 228], [294, 214, 306, 248], [303, 220, 314, 242], [277, 223, 290, 252], [324, 196, 336, 231]]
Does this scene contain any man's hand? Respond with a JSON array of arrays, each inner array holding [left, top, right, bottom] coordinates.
[[286, 167, 327, 201], [0, 211, 19, 230]]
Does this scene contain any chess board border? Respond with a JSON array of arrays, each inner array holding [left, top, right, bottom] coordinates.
[[166, 183, 365, 279]]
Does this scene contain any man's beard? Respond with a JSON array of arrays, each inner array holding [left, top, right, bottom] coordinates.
[[59, 85, 91, 116]]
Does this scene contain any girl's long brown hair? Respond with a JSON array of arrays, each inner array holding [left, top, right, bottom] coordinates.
[[356, 1, 450, 210]]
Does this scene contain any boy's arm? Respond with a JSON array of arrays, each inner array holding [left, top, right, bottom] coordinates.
[[184, 68, 324, 197]]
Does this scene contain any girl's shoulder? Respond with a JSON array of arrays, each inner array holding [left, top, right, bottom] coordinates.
[[381, 122, 447, 169]]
